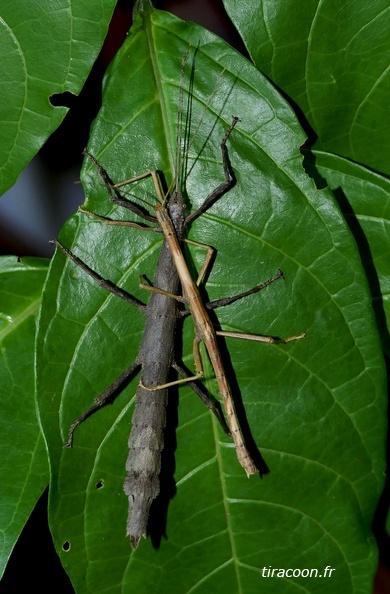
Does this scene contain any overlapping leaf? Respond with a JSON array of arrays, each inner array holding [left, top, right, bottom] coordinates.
[[311, 151, 390, 356], [36, 6, 386, 594], [0, 257, 49, 576], [0, 0, 117, 194], [223, 0, 390, 176]]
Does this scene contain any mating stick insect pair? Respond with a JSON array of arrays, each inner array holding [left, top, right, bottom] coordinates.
[[53, 64, 305, 549]]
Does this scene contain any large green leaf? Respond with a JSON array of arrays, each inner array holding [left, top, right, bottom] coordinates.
[[309, 151, 390, 356], [36, 6, 386, 593], [0, 0, 117, 195], [0, 256, 49, 576], [223, 0, 390, 176]]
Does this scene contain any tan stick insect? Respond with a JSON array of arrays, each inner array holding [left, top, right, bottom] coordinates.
[[142, 187, 305, 475], [52, 54, 304, 547]]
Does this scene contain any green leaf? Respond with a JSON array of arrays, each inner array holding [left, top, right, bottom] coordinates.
[[0, 0, 117, 195], [0, 256, 49, 577], [223, 0, 390, 175], [309, 150, 390, 356], [36, 7, 386, 593]]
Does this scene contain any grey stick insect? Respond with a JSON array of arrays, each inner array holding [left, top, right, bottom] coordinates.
[[52, 55, 304, 548]]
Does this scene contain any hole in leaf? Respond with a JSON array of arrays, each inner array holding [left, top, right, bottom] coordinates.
[[96, 480, 104, 490], [62, 541, 71, 552], [49, 91, 78, 108]]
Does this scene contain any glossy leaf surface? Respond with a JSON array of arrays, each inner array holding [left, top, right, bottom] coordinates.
[[0, 257, 49, 576], [223, 0, 390, 175], [0, 0, 117, 194], [311, 150, 390, 356], [36, 6, 386, 593]]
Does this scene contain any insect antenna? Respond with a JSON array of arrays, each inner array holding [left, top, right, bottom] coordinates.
[[166, 48, 228, 205]]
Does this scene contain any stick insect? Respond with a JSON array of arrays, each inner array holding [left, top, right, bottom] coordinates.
[[52, 56, 304, 549]]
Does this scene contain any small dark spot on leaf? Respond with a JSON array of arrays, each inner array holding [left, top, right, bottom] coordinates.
[[62, 541, 70, 552], [96, 480, 104, 490]]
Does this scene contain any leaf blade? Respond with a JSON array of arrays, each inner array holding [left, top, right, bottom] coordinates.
[[36, 7, 386, 593], [0, 0, 117, 194], [0, 256, 49, 576], [223, 0, 390, 175]]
